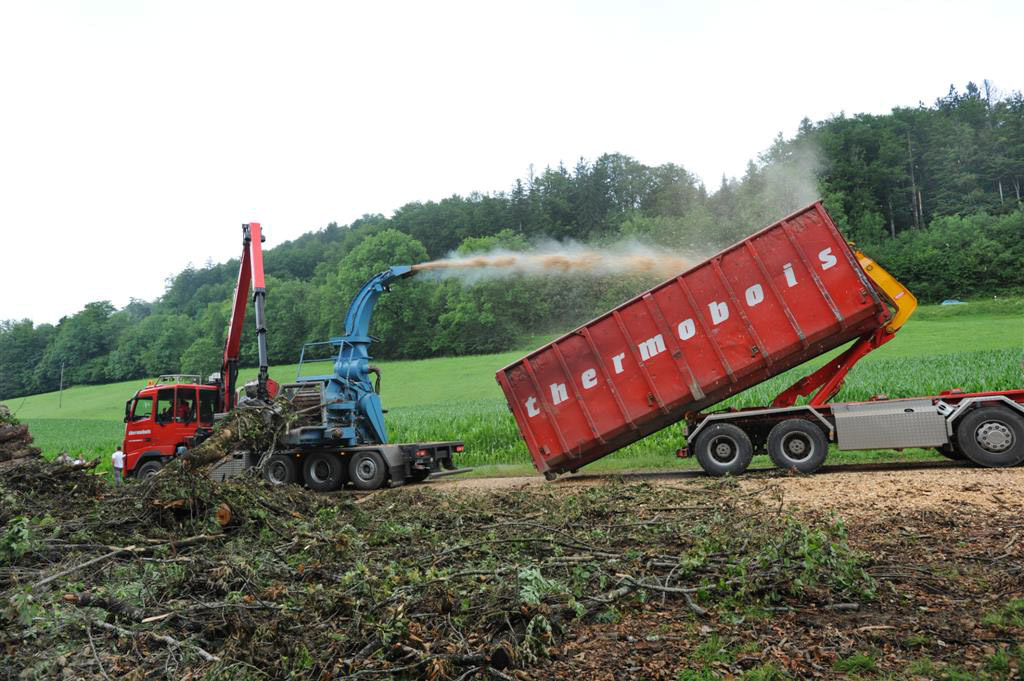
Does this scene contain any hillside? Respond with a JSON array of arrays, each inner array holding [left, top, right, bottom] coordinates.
[[2, 81, 1023, 402]]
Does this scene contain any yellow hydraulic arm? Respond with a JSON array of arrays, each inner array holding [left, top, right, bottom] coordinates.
[[855, 251, 918, 334], [771, 250, 918, 408]]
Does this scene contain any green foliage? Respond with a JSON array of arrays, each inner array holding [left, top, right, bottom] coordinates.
[[0, 516, 35, 562], [740, 663, 788, 680], [981, 599, 1024, 631], [317, 229, 436, 358], [179, 335, 221, 378], [517, 566, 569, 606], [691, 634, 736, 664], [864, 211, 1024, 302], [3, 587, 43, 627], [4, 82, 1023, 400], [833, 651, 877, 673]]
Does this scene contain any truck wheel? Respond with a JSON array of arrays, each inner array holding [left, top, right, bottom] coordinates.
[[303, 452, 347, 492], [135, 460, 163, 480], [767, 419, 829, 474], [693, 423, 753, 477], [264, 454, 298, 486], [955, 406, 1024, 467], [349, 450, 386, 490]]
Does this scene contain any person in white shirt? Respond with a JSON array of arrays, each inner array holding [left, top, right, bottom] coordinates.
[[111, 446, 125, 486]]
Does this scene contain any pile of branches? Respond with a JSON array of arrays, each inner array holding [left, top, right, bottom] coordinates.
[[0, 404, 40, 465], [1, 460, 875, 680], [176, 397, 298, 476]]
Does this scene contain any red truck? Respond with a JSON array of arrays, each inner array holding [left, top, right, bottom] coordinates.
[[497, 202, 1024, 478], [122, 223, 278, 479]]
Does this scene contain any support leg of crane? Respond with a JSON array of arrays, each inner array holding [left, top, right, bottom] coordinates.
[[771, 329, 895, 408]]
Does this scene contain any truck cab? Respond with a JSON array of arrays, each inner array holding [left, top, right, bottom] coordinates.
[[123, 376, 219, 478]]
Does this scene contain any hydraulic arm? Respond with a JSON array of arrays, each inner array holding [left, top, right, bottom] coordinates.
[[771, 252, 918, 408], [221, 223, 274, 410]]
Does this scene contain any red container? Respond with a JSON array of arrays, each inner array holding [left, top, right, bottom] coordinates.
[[496, 202, 892, 475]]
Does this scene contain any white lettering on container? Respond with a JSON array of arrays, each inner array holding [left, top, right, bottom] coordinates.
[[519, 252, 853, 417], [783, 262, 797, 287], [818, 247, 837, 270], [745, 284, 764, 307], [638, 334, 666, 361], [611, 353, 626, 374], [709, 301, 729, 325], [525, 396, 540, 417]]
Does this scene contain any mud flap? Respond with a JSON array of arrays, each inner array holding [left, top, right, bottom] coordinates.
[[388, 463, 406, 487]]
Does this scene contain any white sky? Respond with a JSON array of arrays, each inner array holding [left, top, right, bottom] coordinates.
[[1, 0, 1021, 325]]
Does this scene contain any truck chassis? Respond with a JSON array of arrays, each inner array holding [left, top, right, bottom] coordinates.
[[684, 389, 1024, 475], [209, 440, 467, 491]]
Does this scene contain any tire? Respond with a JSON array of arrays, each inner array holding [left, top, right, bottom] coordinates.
[[302, 452, 347, 492], [264, 454, 298, 486], [767, 419, 829, 474], [349, 450, 387, 490], [693, 423, 753, 477], [135, 460, 163, 480], [955, 406, 1024, 468]]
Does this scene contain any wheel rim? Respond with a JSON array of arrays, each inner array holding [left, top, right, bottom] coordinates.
[[309, 459, 332, 484], [355, 456, 378, 482], [781, 432, 813, 461], [267, 461, 288, 484], [975, 421, 1014, 453], [708, 435, 738, 465]]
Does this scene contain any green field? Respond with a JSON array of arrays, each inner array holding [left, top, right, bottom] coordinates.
[[6, 299, 1022, 476]]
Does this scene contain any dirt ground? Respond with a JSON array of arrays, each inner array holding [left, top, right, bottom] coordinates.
[[427, 462, 1024, 679], [5, 460, 1021, 680], [430, 461, 1024, 519]]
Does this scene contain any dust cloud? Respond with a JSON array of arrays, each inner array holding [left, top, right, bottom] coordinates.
[[412, 241, 697, 282]]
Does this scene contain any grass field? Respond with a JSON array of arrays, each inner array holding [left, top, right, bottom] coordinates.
[[6, 298, 1022, 476]]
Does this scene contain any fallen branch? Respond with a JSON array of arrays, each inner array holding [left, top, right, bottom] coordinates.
[[91, 618, 220, 662], [32, 534, 223, 590], [85, 623, 113, 681]]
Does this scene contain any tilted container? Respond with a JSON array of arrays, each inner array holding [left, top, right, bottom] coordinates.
[[496, 202, 892, 476]]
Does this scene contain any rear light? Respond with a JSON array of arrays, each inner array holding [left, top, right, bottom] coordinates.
[[415, 449, 428, 457], [455, 445, 464, 452]]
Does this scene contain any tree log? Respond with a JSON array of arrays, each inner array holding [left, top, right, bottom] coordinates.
[[0, 424, 29, 444]]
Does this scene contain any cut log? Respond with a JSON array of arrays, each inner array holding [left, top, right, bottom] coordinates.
[[0, 424, 29, 444]]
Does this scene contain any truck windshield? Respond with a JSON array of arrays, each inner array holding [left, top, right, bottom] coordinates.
[[131, 397, 153, 421]]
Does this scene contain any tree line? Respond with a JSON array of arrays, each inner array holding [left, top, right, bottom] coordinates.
[[2, 81, 1022, 399]]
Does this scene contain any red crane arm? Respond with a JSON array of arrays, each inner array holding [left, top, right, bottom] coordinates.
[[220, 223, 269, 411]]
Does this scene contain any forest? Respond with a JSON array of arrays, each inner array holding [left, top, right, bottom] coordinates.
[[2, 81, 1022, 400]]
